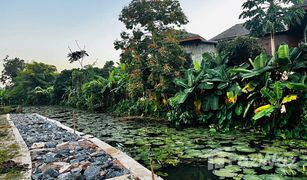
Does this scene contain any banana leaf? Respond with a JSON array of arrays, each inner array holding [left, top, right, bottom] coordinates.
[[193, 60, 201, 72], [174, 79, 188, 88], [260, 87, 276, 105], [198, 82, 214, 90], [253, 53, 267, 70], [187, 70, 194, 87], [253, 105, 275, 121], [276, 44, 290, 66], [241, 66, 275, 80], [278, 44, 290, 59], [229, 68, 253, 74], [286, 82, 307, 90], [274, 82, 283, 101], [169, 91, 189, 107]]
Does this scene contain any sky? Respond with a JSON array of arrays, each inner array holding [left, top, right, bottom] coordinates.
[[0, 0, 245, 71]]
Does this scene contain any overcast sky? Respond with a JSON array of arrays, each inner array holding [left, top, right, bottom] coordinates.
[[0, 0, 245, 71]]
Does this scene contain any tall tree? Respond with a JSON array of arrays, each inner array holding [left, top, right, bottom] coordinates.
[[101, 61, 115, 78], [114, 0, 191, 99], [239, 0, 305, 55], [1, 56, 25, 87]]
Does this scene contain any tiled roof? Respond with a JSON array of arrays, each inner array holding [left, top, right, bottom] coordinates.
[[210, 24, 250, 41]]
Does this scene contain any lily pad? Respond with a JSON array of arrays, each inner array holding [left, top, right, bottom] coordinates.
[[224, 165, 241, 173], [243, 168, 256, 175], [243, 175, 262, 180], [235, 145, 256, 153], [260, 146, 285, 155], [248, 153, 266, 163], [300, 155, 307, 160], [213, 168, 238, 178], [208, 157, 230, 165], [238, 161, 261, 168], [260, 174, 285, 180], [275, 167, 297, 176], [261, 166, 273, 171]]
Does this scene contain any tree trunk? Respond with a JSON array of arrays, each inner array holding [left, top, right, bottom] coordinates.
[[270, 32, 275, 56]]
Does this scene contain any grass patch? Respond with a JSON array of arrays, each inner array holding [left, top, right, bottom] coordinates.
[[0, 150, 15, 165], [8, 144, 19, 150], [0, 106, 13, 115], [3, 169, 22, 180]]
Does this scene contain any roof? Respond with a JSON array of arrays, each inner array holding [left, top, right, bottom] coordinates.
[[178, 32, 217, 44], [210, 24, 250, 41]]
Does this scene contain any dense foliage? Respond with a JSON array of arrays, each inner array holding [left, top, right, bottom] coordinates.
[[169, 43, 307, 137], [217, 36, 264, 66], [239, 0, 305, 54], [114, 0, 191, 102]]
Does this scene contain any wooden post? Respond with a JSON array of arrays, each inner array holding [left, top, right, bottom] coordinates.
[[150, 157, 155, 180], [147, 145, 155, 180], [73, 111, 76, 134]]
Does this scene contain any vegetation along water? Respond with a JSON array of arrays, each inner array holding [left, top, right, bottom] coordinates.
[[1, 0, 307, 179]]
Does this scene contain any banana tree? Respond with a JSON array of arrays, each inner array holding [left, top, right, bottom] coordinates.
[[169, 54, 230, 111], [253, 81, 299, 133]]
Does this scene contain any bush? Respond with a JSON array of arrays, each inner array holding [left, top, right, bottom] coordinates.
[[27, 86, 54, 105], [217, 36, 263, 66]]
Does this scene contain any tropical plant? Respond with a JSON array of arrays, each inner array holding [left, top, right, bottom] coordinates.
[[53, 70, 73, 104], [168, 53, 242, 127], [28, 86, 54, 105], [239, 0, 305, 55], [82, 77, 108, 112]]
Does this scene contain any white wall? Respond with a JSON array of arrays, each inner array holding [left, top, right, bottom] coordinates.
[[183, 43, 216, 62]]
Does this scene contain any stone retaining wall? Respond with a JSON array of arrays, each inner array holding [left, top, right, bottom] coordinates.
[[34, 113, 162, 180], [7, 114, 32, 180]]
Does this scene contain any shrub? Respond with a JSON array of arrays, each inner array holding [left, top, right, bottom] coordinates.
[[217, 36, 263, 67]]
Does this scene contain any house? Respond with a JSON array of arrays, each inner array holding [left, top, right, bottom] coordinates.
[[178, 32, 217, 62], [211, 1, 307, 53]]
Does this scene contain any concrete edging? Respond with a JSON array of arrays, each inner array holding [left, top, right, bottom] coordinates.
[[34, 113, 163, 180], [7, 114, 32, 180]]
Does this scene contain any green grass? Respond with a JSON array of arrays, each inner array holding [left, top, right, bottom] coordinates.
[[3, 169, 22, 180], [0, 150, 15, 165]]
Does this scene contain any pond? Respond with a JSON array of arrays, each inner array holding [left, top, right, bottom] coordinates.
[[24, 106, 307, 180]]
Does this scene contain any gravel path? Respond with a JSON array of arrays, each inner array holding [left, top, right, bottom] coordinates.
[[10, 114, 129, 180]]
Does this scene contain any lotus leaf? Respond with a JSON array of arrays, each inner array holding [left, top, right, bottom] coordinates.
[[261, 166, 273, 171], [238, 161, 260, 168], [224, 165, 241, 172], [233, 174, 244, 180], [243, 168, 256, 175], [260, 147, 285, 155], [276, 167, 297, 176], [235, 145, 256, 153], [300, 155, 307, 160], [213, 168, 238, 178], [243, 175, 262, 180], [261, 174, 285, 180], [164, 158, 180, 166]]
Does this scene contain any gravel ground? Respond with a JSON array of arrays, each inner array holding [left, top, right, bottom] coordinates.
[[10, 114, 129, 180]]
